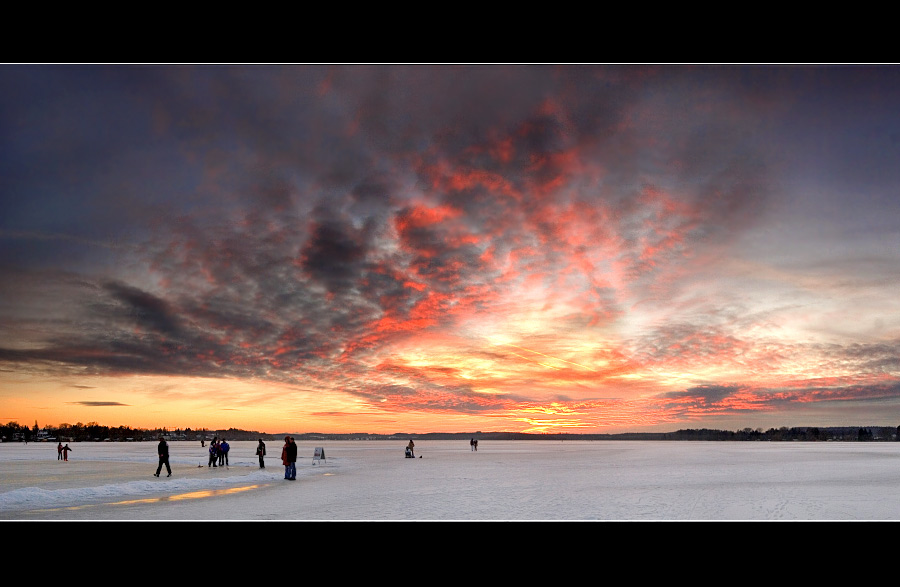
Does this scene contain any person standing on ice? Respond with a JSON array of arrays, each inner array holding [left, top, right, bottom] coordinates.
[[208, 438, 218, 467], [282, 436, 297, 480], [57, 442, 63, 460], [220, 438, 230, 467], [287, 437, 298, 480], [154, 435, 172, 477], [61, 443, 73, 461], [407, 439, 415, 458], [256, 438, 267, 468]]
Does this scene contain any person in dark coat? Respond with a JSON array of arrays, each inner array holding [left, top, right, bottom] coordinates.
[[154, 436, 171, 477], [256, 439, 267, 468], [284, 436, 297, 480], [208, 438, 218, 467]]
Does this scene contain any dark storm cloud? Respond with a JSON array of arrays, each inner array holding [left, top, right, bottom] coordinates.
[[103, 281, 181, 336], [661, 385, 742, 404], [300, 219, 368, 294]]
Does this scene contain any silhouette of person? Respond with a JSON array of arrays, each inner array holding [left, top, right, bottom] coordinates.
[[208, 438, 218, 467], [256, 439, 267, 468], [282, 436, 297, 480], [154, 436, 172, 477]]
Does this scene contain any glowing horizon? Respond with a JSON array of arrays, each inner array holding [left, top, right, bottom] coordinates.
[[2, 64, 900, 435]]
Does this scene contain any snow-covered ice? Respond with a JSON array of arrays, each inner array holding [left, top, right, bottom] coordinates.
[[3, 439, 900, 520]]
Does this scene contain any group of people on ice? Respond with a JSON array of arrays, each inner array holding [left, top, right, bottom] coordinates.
[[206, 437, 230, 467], [56, 442, 73, 461]]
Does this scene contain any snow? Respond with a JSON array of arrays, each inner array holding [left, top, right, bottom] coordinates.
[[2, 439, 900, 520]]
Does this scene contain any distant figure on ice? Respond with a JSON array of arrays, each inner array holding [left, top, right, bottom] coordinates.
[[256, 439, 267, 468], [57, 442, 63, 460], [470, 438, 475, 451], [473, 439, 478, 451], [282, 436, 297, 480], [208, 438, 218, 467], [201, 439, 205, 447], [220, 438, 230, 467], [61, 444, 73, 461], [154, 435, 172, 477], [406, 439, 415, 458]]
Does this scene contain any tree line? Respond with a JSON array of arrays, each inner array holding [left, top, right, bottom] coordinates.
[[3, 422, 899, 443], [0, 421, 270, 443], [659, 426, 899, 442]]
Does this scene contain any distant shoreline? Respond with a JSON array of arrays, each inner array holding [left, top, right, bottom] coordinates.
[[269, 427, 900, 442], [8, 425, 899, 443]]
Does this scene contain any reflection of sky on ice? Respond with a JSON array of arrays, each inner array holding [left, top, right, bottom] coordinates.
[[4, 440, 900, 520]]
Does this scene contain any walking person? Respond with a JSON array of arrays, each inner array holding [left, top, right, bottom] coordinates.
[[154, 435, 172, 477], [256, 438, 267, 468]]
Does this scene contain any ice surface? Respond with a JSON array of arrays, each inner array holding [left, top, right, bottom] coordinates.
[[3, 439, 900, 520]]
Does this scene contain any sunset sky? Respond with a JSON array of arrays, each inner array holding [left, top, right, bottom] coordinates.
[[2, 64, 899, 435]]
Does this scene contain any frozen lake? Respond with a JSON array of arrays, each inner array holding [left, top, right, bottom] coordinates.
[[2, 439, 900, 520]]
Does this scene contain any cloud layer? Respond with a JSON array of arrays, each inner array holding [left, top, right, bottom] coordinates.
[[2, 65, 900, 432]]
